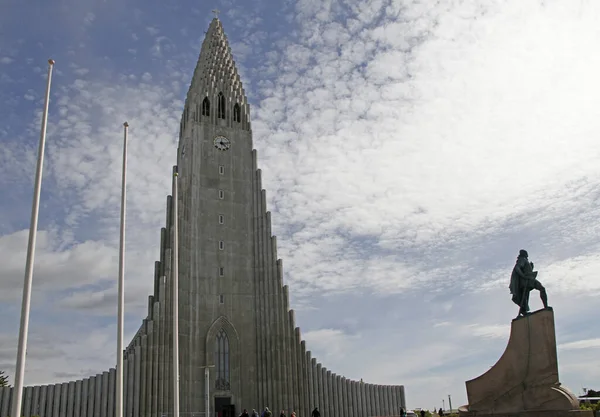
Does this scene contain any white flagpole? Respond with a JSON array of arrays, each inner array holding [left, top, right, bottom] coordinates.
[[116, 122, 129, 417], [11, 58, 55, 417], [172, 166, 180, 417], [205, 367, 209, 417]]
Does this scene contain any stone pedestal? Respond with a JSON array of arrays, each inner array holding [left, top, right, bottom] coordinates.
[[459, 308, 592, 417]]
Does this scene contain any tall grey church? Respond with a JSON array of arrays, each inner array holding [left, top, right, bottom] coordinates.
[[0, 18, 405, 417]]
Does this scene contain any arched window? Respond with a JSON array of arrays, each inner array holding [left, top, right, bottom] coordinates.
[[202, 97, 210, 116], [215, 329, 230, 390], [233, 103, 241, 123], [217, 92, 226, 119]]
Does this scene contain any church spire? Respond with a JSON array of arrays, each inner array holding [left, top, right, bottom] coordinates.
[[179, 18, 250, 139]]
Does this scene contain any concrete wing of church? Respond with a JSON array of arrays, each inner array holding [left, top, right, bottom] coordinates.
[[0, 18, 406, 417]]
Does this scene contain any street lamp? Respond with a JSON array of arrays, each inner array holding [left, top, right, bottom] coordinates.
[[201, 364, 215, 417], [448, 395, 452, 413]]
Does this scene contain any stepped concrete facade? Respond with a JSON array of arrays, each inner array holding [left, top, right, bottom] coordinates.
[[0, 18, 406, 417]]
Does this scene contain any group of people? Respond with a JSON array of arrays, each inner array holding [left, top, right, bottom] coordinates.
[[238, 407, 297, 417], [239, 405, 414, 417], [236, 405, 328, 417], [239, 404, 424, 417]]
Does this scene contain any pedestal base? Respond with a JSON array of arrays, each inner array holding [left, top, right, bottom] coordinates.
[[459, 308, 585, 417]]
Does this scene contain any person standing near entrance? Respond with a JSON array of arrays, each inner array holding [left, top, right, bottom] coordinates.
[[251, 409, 259, 417], [312, 406, 320, 417], [280, 410, 286, 417], [240, 409, 249, 417]]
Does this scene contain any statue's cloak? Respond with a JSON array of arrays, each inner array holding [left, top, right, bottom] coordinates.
[[509, 257, 537, 306], [509, 267, 522, 305]]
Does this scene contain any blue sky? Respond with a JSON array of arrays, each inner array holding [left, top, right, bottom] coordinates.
[[1, 0, 600, 411]]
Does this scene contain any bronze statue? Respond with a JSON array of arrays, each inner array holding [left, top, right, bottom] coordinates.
[[509, 249, 549, 317]]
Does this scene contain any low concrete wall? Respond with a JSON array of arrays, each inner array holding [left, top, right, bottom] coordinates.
[[0, 369, 116, 417]]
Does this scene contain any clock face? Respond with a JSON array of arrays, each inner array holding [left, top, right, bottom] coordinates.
[[213, 135, 231, 151]]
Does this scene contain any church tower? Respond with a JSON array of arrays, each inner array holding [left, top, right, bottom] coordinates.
[[0, 17, 406, 417], [175, 16, 259, 414]]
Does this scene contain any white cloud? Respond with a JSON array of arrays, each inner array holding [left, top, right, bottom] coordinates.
[[83, 12, 95, 26], [303, 328, 361, 358], [0, 229, 117, 301], [465, 324, 510, 340], [559, 338, 600, 351], [146, 26, 159, 36], [255, 5, 600, 252], [73, 68, 89, 76], [0, 57, 14, 64], [0, 321, 138, 386]]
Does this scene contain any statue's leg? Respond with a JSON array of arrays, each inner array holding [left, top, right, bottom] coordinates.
[[518, 285, 528, 316], [534, 280, 549, 308]]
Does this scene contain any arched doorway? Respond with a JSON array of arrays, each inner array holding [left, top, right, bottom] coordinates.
[[215, 396, 235, 417], [206, 316, 241, 417]]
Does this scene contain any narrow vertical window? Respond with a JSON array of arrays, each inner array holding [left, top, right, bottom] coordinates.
[[219, 241, 224, 250], [214, 329, 230, 390], [219, 215, 224, 224], [219, 294, 225, 304], [219, 267, 224, 276], [233, 103, 241, 123], [217, 92, 226, 119], [202, 97, 210, 116], [219, 189, 224, 199], [219, 165, 224, 175]]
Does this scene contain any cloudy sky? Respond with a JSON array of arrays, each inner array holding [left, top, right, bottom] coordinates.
[[1, 0, 600, 411]]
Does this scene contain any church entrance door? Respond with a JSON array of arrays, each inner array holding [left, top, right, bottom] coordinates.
[[214, 397, 235, 417]]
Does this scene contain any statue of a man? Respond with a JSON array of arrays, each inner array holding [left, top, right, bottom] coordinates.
[[509, 249, 549, 317]]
